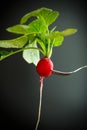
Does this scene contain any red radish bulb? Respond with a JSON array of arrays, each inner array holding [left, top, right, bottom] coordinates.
[[36, 57, 53, 77], [35, 57, 53, 130]]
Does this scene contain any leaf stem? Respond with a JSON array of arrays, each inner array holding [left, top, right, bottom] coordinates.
[[52, 65, 87, 76], [0, 47, 44, 61], [35, 76, 44, 130]]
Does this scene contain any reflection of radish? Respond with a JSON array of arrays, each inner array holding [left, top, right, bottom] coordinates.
[[35, 57, 87, 130]]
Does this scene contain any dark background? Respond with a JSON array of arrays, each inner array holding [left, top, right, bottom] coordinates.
[[0, 0, 87, 130]]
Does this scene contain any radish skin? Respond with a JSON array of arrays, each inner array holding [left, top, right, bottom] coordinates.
[[36, 57, 53, 77]]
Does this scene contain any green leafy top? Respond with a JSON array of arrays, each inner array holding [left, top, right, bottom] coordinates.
[[0, 7, 77, 65]]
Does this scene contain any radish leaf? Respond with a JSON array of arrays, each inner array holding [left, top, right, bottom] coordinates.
[[53, 35, 64, 47], [44, 11, 59, 26], [0, 50, 13, 61], [20, 7, 59, 26], [28, 18, 47, 33], [23, 42, 40, 65], [0, 36, 28, 48], [60, 28, 77, 36], [0, 7, 77, 62], [6, 25, 29, 34]]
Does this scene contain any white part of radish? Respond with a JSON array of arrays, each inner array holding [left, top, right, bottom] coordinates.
[[52, 65, 87, 76], [35, 76, 44, 130]]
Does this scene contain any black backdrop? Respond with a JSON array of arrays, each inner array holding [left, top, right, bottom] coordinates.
[[0, 0, 87, 130]]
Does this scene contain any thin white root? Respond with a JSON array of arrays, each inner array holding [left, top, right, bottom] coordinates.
[[52, 65, 87, 76], [35, 77, 44, 130]]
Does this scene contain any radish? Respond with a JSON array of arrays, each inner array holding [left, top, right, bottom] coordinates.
[[36, 57, 53, 77], [0, 7, 87, 130], [35, 57, 53, 130]]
